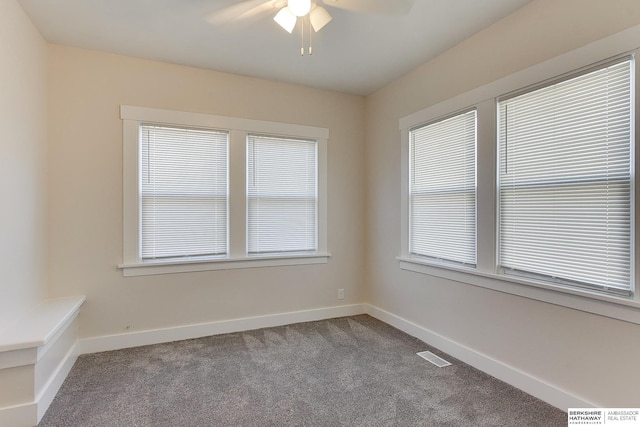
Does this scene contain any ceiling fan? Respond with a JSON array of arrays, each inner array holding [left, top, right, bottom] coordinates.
[[211, 0, 415, 55], [273, 0, 331, 55]]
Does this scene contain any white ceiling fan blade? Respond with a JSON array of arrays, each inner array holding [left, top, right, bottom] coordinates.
[[205, 0, 282, 26], [322, 0, 415, 15], [310, 6, 332, 32]]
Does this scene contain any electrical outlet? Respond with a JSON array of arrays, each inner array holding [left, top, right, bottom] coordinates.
[[338, 288, 344, 300]]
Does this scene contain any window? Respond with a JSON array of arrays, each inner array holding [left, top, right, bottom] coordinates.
[[140, 125, 228, 260], [498, 58, 633, 296], [409, 110, 477, 267], [399, 33, 640, 324], [120, 106, 329, 276], [247, 134, 317, 255]]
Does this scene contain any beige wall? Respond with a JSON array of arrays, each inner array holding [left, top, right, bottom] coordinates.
[[0, 0, 48, 331], [47, 45, 366, 338], [364, 0, 640, 407]]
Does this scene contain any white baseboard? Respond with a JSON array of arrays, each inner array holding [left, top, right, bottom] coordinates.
[[364, 304, 594, 411], [79, 304, 367, 355], [75, 302, 591, 413]]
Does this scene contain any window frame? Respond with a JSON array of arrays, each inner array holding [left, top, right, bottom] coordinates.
[[119, 106, 329, 277], [407, 108, 478, 268], [139, 123, 230, 261], [247, 133, 319, 256], [398, 26, 640, 325], [495, 58, 634, 297]]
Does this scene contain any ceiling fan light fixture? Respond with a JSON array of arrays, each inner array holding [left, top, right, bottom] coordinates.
[[274, 7, 296, 33], [309, 6, 332, 32], [288, 0, 311, 17]]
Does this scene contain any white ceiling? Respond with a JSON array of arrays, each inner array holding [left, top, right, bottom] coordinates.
[[18, 0, 532, 95]]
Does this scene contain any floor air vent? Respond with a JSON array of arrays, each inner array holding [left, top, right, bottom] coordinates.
[[417, 351, 452, 367]]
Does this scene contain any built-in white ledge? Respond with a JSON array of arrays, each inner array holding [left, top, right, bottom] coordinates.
[[0, 296, 85, 353], [0, 295, 85, 427]]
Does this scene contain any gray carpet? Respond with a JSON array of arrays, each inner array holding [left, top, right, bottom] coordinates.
[[39, 315, 566, 426]]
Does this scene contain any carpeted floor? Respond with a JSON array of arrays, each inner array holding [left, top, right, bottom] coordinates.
[[39, 315, 566, 426]]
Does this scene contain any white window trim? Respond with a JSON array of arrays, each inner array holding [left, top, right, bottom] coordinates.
[[399, 24, 640, 325], [119, 105, 329, 277]]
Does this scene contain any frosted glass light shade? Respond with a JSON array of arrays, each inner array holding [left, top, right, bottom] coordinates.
[[274, 7, 296, 33], [310, 6, 332, 32], [288, 0, 311, 17]]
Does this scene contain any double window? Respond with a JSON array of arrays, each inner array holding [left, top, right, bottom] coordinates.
[[401, 54, 635, 303], [120, 106, 328, 276]]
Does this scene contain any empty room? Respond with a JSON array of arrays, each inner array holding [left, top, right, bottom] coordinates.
[[2, 0, 640, 426]]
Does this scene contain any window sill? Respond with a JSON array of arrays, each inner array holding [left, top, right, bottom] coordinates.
[[397, 256, 640, 325], [119, 253, 331, 277]]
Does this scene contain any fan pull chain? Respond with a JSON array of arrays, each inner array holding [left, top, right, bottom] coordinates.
[[309, 15, 313, 55], [300, 17, 304, 56]]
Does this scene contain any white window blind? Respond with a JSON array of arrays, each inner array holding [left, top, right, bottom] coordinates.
[[140, 124, 228, 260], [498, 58, 633, 295], [247, 134, 317, 255], [409, 110, 477, 266]]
